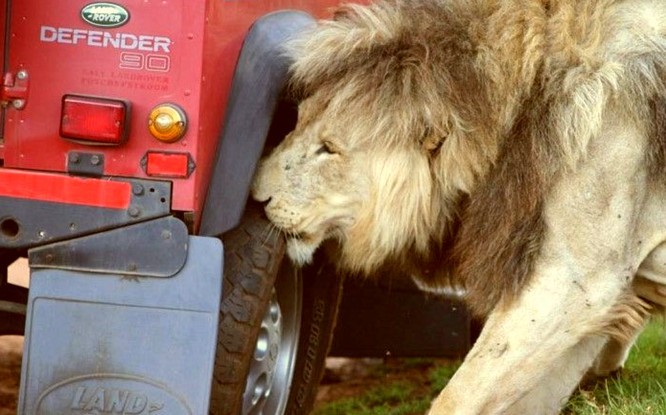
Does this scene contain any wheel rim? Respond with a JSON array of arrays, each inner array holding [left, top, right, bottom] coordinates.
[[242, 263, 302, 415]]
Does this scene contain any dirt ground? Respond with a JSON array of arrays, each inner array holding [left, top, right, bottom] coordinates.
[[0, 342, 407, 414], [1, 260, 26, 414], [315, 358, 386, 405], [0, 337, 22, 415]]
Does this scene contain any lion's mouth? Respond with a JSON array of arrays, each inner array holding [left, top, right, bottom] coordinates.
[[265, 211, 344, 265], [286, 231, 306, 240], [282, 229, 328, 266]]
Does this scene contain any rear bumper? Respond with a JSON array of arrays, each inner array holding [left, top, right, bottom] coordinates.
[[0, 168, 172, 249]]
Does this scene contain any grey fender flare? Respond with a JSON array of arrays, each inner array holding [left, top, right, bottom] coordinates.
[[199, 10, 315, 236]]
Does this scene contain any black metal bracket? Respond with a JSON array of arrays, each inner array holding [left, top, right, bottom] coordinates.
[[29, 216, 189, 278], [67, 152, 105, 176]]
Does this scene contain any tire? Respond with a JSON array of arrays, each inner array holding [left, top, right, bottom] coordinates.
[[210, 205, 344, 415]]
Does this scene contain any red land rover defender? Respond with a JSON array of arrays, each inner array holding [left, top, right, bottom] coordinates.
[[0, 1, 349, 414]]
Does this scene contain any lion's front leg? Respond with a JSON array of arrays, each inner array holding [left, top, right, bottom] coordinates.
[[503, 334, 608, 415], [428, 260, 630, 415]]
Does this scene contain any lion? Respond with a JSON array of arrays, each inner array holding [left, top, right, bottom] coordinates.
[[252, 0, 666, 413]]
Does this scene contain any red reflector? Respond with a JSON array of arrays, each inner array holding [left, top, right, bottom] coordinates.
[[145, 152, 192, 178], [0, 169, 131, 209], [60, 95, 128, 145]]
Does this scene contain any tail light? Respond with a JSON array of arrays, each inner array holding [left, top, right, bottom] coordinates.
[[60, 95, 129, 145]]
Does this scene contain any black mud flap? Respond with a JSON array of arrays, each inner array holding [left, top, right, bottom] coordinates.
[[17, 236, 223, 415]]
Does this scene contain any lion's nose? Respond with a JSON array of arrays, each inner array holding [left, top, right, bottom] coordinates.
[[252, 192, 274, 216], [256, 195, 272, 205], [250, 180, 271, 203]]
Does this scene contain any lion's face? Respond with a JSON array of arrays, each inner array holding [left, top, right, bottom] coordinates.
[[253, 96, 441, 271], [252, 100, 372, 265]]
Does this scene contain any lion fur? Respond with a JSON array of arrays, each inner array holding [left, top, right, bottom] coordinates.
[[283, 0, 666, 317]]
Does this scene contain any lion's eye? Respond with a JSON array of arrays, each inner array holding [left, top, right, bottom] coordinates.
[[315, 141, 337, 155]]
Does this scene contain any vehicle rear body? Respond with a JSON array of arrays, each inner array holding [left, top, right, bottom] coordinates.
[[0, 0, 338, 240]]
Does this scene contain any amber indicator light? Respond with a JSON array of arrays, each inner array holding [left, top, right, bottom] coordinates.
[[148, 103, 187, 142]]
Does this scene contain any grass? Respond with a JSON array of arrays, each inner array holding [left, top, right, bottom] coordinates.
[[314, 359, 460, 415], [564, 321, 666, 415], [314, 321, 666, 415]]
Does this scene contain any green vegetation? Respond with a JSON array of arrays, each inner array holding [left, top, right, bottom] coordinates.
[[313, 380, 429, 415], [564, 321, 666, 415], [313, 359, 461, 415], [315, 321, 666, 415]]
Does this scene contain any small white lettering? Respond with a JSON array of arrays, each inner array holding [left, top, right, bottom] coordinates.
[[91, 13, 122, 23], [153, 37, 170, 53], [137, 35, 153, 52], [39, 26, 172, 53], [40, 26, 57, 42], [87, 30, 103, 46], [73, 29, 87, 44], [120, 34, 138, 50], [57, 27, 73, 44]]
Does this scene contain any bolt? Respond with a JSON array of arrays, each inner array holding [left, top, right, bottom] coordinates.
[[128, 206, 140, 217], [16, 70, 28, 80], [69, 153, 80, 164], [90, 155, 101, 166], [161, 230, 172, 240], [12, 99, 25, 110], [45, 253, 54, 263], [127, 263, 138, 272], [132, 184, 144, 196]]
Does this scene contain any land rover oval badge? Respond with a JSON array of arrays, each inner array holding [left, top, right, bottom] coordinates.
[[81, 2, 130, 28]]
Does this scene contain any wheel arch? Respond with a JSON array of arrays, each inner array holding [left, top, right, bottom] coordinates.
[[199, 10, 314, 236]]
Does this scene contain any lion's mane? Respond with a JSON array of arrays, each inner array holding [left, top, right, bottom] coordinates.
[[286, 0, 666, 316]]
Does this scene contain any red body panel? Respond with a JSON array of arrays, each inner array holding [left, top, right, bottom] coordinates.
[[2, 0, 339, 227], [0, 0, 6, 159]]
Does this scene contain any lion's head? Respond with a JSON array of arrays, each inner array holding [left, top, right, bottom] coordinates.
[[252, 92, 441, 272], [252, 0, 535, 275]]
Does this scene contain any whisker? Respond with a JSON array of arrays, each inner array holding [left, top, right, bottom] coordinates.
[[263, 223, 280, 246], [260, 223, 274, 245]]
